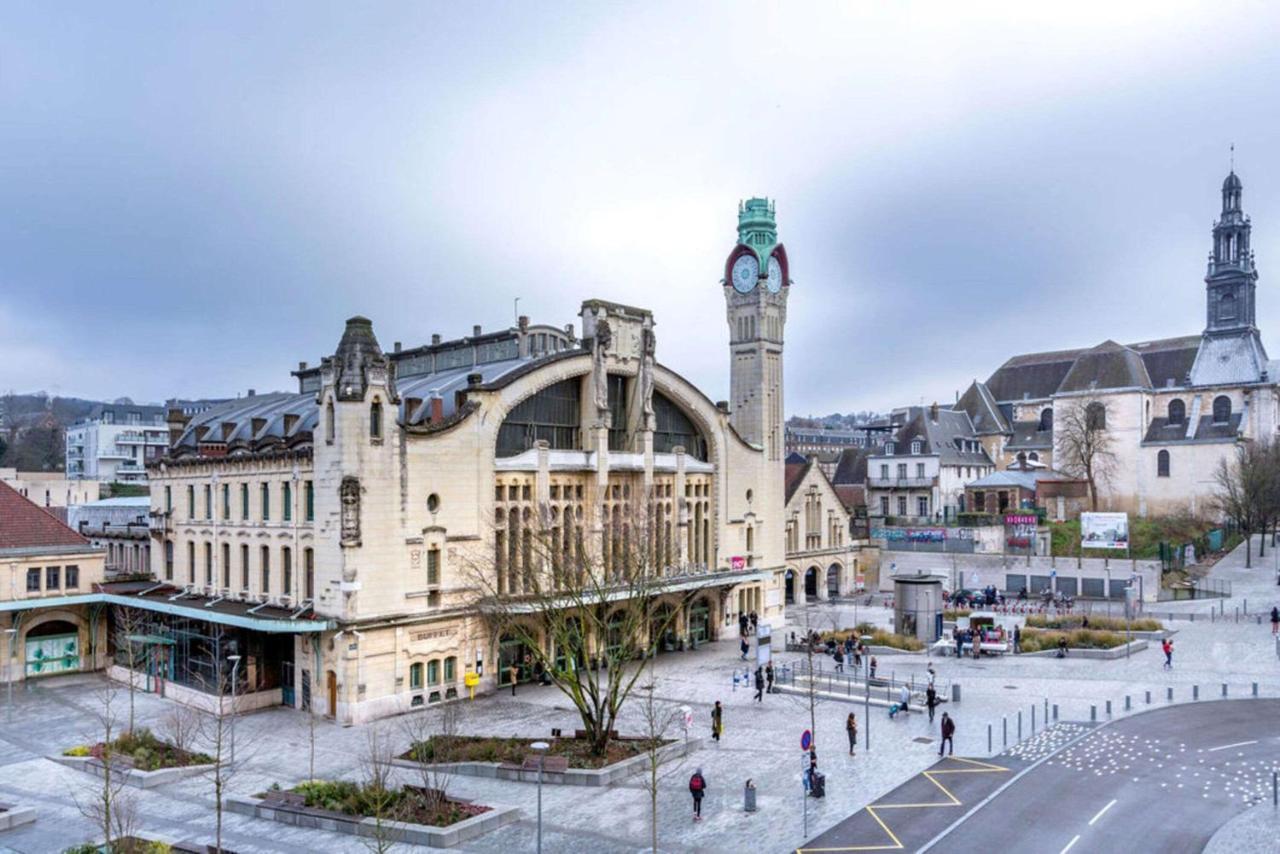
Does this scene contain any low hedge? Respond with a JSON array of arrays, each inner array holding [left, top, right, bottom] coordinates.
[[1025, 614, 1162, 633], [1018, 627, 1129, 652], [820, 625, 924, 652], [942, 609, 971, 620]]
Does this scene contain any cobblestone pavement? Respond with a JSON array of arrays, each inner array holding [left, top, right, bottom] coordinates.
[[1, 537, 1278, 852]]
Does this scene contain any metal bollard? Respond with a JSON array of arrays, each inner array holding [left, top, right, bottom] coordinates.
[[1193, 685, 1200, 701], [1190, 612, 1194, 623], [1167, 687, 1173, 701], [1031, 704, 1036, 735], [1273, 771, 1277, 807], [1044, 697, 1049, 724], [1053, 704, 1059, 721], [1125, 695, 1131, 711], [1090, 705, 1097, 722], [1253, 682, 1259, 697], [1222, 683, 1228, 698], [952, 683, 961, 703], [1145, 690, 1151, 704], [1018, 710, 1022, 740], [1106, 700, 1112, 717], [1002, 716, 1007, 748], [988, 723, 992, 753]]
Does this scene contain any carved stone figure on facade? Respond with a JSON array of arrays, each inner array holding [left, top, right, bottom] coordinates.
[[639, 325, 656, 429], [340, 476, 361, 547], [592, 318, 613, 421]]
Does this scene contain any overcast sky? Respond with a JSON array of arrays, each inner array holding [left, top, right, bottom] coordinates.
[[4, 2, 1280, 415]]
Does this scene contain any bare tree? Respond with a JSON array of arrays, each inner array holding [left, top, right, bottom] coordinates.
[[1212, 437, 1278, 568], [467, 501, 701, 757], [1056, 398, 1117, 511], [361, 724, 403, 854], [160, 703, 200, 757], [111, 605, 148, 734], [72, 678, 138, 851], [636, 674, 684, 853], [400, 702, 460, 816]]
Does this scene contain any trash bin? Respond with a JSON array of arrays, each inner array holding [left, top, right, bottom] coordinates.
[[743, 780, 757, 812], [951, 683, 961, 703], [811, 771, 826, 798]]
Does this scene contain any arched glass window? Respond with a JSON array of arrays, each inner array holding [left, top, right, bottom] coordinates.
[[497, 377, 582, 457], [1085, 402, 1106, 431], [1028, 452, 1039, 462], [1157, 449, 1170, 478], [1167, 399, 1185, 426], [409, 662, 423, 690], [1038, 408, 1053, 432], [653, 391, 709, 461], [370, 400, 382, 439], [1016, 452, 1027, 466], [1212, 396, 1231, 424]]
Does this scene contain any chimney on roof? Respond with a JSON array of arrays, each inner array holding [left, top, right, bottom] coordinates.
[[467, 372, 483, 388], [930, 401, 939, 422], [431, 334, 441, 345], [394, 341, 402, 353], [298, 361, 307, 371], [472, 325, 482, 337], [518, 315, 529, 331], [248, 389, 256, 397], [429, 396, 444, 424], [564, 324, 575, 342], [166, 408, 189, 447]]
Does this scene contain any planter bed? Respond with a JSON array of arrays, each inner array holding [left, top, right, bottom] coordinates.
[[394, 736, 702, 787], [50, 755, 215, 789], [226, 788, 516, 849], [1017, 640, 1148, 659], [0, 802, 36, 832]]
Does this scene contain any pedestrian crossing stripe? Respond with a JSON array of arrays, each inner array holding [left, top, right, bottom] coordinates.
[[795, 757, 1010, 852]]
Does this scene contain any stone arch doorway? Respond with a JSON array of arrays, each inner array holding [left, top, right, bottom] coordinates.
[[804, 566, 819, 600], [827, 563, 842, 599], [784, 570, 796, 605], [23, 618, 81, 678], [688, 597, 713, 644]]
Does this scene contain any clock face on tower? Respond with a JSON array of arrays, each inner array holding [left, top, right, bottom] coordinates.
[[766, 257, 782, 292], [731, 253, 759, 293]]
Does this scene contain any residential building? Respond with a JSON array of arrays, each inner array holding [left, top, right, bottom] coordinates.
[[66, 403, 168, 482], [782, 456, 876, 605], [137, 198, 791, 723], [0, 468, 100, 510], [67, 496, 152, 576], [964, 467, 1090, 521], [0, 481, 108, 684], [954, 171, 1279, 516]]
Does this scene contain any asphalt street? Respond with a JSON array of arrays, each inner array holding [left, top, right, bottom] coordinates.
[[934, 699, 1280, 854]]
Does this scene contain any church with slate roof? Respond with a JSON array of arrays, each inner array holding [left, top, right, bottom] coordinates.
[[955, 171, 1279, 517]]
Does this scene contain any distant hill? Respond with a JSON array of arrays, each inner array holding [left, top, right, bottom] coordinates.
[[0, 392, 111, 472], [787, 411, 885, 430]]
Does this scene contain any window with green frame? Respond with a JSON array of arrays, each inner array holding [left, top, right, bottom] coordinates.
[[261, 483, 270, 521], [221, 483, 230, 520], [409, 662, 423, 690], [283, 482, 292, 522], [187, 485, 195, 519], [240, 483, 249, 520], [444, 656, 456, 682], [305, 480, 314, 521], [427, 659, 440, 685]]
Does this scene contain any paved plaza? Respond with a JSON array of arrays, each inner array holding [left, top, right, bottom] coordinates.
[[2, 537, 1279, 853]]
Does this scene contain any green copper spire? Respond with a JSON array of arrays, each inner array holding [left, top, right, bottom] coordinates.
[[737, 197, 777, 261]]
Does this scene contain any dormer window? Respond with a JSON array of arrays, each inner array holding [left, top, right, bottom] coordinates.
[[884, 441, 894, 455], [910, 440, 922, 455]]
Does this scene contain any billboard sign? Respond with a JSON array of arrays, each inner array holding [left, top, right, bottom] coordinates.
[[1081, 512, 1129, 550]]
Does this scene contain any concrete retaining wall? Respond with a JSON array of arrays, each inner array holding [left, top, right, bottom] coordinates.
[[0, 803, 36, 831], [225, 794, 518, 849], [107, 666, 283, 715], [1017, 640, 1148, 659], [49, 754, 214, 789], [883, 552, 1161, 602]]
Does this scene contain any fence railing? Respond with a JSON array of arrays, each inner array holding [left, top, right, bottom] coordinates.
[[768, 657, 946, 703]]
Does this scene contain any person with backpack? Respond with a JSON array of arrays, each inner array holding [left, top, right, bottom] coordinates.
[[753, 667, 764, 703], [688, 768, 706, 820], [711, 700, 723, 742], [939, 712, 955, 756]]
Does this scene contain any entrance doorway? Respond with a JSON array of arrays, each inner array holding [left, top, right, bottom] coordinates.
[[325, 670, 337, 717], [784, 571, 795, 605], [688, 599, 711, 644], [804, 567, 818, 599], [826, 565, 841, 598], [24, 620, 80, 678]]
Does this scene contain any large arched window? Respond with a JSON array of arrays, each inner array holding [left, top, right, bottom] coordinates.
[[653, 391, 709, 461], [1038, 408, 1053, 432], [1167, 399, 1185, 426], [1085, 402, 1106, 431], [1212, 395, 1232, 424], [496, 377, 582, 457], [1157, 449, 1170, 478]]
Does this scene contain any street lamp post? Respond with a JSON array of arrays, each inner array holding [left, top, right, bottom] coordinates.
[[531, 740, 549, 854], [227, 654, 241, 765], [4, 628, 17, 724]]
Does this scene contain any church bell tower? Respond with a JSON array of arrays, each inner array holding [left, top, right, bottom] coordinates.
[[1205, 171, 1258, 333], [723, 198, 788, 462]]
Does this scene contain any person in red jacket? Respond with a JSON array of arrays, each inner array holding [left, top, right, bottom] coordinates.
[[689, 768, 707, 821]]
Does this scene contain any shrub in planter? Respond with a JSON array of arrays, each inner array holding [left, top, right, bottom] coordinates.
[[1019, 627, 1128, 652], [62, 745, 92, 757], [1025, 614, 1162, 633]]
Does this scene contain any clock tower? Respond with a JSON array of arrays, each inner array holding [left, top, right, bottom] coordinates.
[[723, 197, 789, 462]]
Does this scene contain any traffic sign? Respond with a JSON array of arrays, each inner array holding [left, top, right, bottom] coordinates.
[[800, 729, 812, 751]]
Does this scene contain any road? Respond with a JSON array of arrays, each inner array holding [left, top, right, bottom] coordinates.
[[933, 699, 1280, 854]]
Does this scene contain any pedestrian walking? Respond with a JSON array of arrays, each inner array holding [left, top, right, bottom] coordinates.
[[833, 647, 845, 673], [1271, 606, 1279, 636], [753, 667, 764, 703], [750, 611, 758, 633], [740, 637, 750, 660], [869, 656, 878, 679], [954, 630, 964, 659], [688, 768, 706, 821], [508, 663, 519, 696], [926, 684, 938, 722], [926, 663, 936, 687], [898, 683, 911, 713], [711, 700, 724, 742], [852, 641, 862, 668], [846, 712, 858, 755], [1013, 625, 1021, 654], [1162, 637, 1174, 670], [765, 661, 775, 694], [939, 712, 955, 756], [805, 750, 819, 795]]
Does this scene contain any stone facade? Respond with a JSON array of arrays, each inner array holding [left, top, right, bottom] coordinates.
[[782, 458, 876, 605]]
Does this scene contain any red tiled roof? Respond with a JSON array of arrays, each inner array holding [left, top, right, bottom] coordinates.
[[0, 480, 90, 550]]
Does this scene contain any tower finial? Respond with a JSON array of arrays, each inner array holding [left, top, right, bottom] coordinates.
[[1230, 142, 1235, 173]]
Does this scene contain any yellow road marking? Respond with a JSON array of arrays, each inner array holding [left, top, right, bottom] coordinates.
[[796, 757, 1010, 853]]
